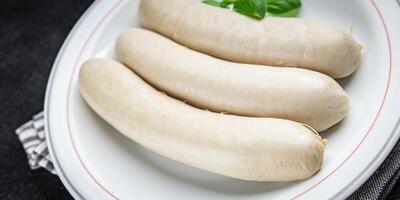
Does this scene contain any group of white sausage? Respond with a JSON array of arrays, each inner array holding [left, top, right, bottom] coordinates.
[[79, 0, 363, 182]]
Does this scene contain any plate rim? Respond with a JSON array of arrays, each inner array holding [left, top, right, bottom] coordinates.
[[44, 0, 400, 199], [44, 1, 107, 199]]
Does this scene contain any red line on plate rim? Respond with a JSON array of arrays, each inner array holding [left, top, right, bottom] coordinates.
[[66, 1, 124, 200], [290, 0, 392, 199], [64, 1, 393, 200]]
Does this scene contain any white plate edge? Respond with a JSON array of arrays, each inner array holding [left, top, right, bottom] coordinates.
[[44, 1, 102, 199], [43, 0, 400, 199]]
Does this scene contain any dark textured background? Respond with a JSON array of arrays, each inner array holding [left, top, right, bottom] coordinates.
[[0, 1, 92, 199], [1, 0, 400, 200]]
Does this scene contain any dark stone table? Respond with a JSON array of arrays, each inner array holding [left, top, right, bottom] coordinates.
[[1, 1, 399, 199], [0, 1, 92, 199]]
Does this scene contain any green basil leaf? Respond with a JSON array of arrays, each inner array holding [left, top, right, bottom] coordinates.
[[234, 0, 266, 19], [265, 0, 301, 16], [267, 7, 300, 17], [202, 0, 302, 19], [221, 0, 238, 8]]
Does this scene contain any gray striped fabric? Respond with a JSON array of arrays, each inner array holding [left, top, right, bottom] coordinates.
[[15, 112, 400, 199], [13, 0, 400, 194], [15, 112, 56, 174]]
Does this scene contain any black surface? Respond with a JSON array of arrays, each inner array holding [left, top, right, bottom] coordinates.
[[0, 1, 92, 200], [1, 1, 400, 200]]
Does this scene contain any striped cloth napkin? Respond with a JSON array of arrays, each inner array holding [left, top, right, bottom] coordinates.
[[15, 112, 56, 174], [14, 112, 400, 199]]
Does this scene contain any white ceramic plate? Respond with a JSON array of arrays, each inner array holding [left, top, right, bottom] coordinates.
[[45, 0, 400, 199]]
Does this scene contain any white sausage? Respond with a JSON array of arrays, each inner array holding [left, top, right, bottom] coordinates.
[[79, 58, 326, 182], [139, 0, 363, 78], [116, 28, 349, 131]]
